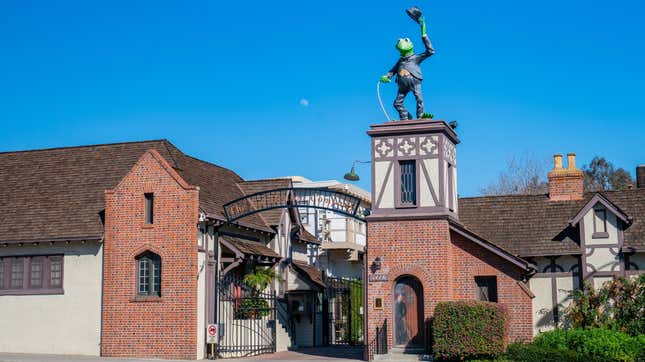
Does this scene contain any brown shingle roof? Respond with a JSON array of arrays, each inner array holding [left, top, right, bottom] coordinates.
[[458, 188, 645, 256], [298, 228, 320, 244], [0, 140, 271, 243], [292, 260, 325, 289], [220, 236, 280, 259]]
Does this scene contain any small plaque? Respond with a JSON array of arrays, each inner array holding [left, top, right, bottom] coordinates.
[[374, 298, 383, 309], [369, 274, 388, 282]]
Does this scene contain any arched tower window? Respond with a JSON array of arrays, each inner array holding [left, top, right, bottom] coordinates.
[[136, 251, 161, 297]]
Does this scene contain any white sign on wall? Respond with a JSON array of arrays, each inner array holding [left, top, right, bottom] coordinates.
[[207, 324, 218, 344]]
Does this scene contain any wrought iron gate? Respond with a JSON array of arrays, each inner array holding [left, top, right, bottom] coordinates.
[[324, 277, 364, 346], [216, 273, 276, 358]]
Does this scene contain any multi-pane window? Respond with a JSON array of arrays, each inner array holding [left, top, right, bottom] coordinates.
[[0, 255, 64, 295], [137, 252, 161, 297], [144, 193, 154, 224], [593, 208, 608, 238], [50, 257, 63, 287], [400, 160, 417, 205], [475, 276, 498, 302], [29, 257, 43, 288], [10, 258, 24, 288]]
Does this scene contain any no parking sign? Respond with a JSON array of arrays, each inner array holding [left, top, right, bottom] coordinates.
[[207, 324, 218, 344]]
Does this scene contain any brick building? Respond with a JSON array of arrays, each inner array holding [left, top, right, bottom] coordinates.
[[364, 120, 645, 357], [0, 127, 644, 360], [0, 140, 333, 359]]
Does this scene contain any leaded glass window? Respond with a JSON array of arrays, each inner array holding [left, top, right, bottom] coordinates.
[[29, 257, 43, 287], [10, 258, 23, 288], [49, 256, 63, 287], [137, 252, 161, 297]]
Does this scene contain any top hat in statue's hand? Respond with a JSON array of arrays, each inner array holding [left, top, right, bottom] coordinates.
[[406, 6, 423, 23]]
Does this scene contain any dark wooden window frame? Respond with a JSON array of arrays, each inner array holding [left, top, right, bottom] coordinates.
[[144, 193, 154, 224], [136, 252, 161, 297], [0, 255, 64, 295], [592, 208, 609, 239], [475, 276, 498, 303], [396, 159, 418, 208]]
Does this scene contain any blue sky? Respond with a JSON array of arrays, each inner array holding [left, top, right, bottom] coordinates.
[[1, 0, 643, 196]]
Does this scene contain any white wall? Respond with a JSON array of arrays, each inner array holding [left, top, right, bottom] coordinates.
[[0, 242, 103, 356]]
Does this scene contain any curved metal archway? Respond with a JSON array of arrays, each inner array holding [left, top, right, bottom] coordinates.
[[223, 187, 370, 223]]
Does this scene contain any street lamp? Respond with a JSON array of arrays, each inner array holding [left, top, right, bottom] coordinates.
[[343, 160, 371, 181]]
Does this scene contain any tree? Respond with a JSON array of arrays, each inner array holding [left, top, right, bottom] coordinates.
[[481, 154, 548, 196], [582, 157, 634, 192]]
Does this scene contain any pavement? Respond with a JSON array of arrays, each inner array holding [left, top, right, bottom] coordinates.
[[0, 347, 364, 362]]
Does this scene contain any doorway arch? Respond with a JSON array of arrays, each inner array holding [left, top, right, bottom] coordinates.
[[393, 276, 424, 348]]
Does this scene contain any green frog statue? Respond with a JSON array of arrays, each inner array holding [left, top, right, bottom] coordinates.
[[380, 6, 435, 121]]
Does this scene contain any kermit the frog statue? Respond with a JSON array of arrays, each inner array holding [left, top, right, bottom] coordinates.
[[380, 6, 435, 120]]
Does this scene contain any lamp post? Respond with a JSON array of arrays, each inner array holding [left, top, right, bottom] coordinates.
[[343, 160, 371, 181]]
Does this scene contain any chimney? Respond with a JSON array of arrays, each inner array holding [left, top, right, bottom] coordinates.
[[638, 165, 645, 188], [548, 153, 584, 201]]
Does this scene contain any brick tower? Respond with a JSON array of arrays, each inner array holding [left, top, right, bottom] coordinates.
[[365, 120, 460, 354]]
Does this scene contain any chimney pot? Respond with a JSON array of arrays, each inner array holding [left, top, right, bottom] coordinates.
[[567, 153, 577, 170], [548, 152, 584, 201], [637, 165, 645, 188], [553, 154, 564, 170]]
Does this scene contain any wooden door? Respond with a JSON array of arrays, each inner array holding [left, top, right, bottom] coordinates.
[[393, 277, 423, 347]]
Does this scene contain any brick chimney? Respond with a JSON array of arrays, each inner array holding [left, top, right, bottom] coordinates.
[[637, 165, 645, 188], [548, 153, 584, 201]]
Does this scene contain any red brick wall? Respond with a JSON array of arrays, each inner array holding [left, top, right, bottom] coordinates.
[[451, 232, 533, 342], [102, 150, 200, 360], [366, 219, 453, 351], [548, 172, 584, 201], [366, 219, 532, 355]]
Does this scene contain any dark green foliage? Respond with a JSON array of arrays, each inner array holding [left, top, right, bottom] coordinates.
[[564, 275, 645, 336], [505, 343, 584, 362], [533, 328, 645, 362], [235, 297, 271, 319], [433, 301, 509, 360]]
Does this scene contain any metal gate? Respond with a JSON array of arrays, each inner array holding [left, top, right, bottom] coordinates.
[[324, 277, 364, 346], [216, 273, 276, 358]]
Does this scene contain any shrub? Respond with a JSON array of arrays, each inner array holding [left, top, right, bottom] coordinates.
[[564, 275, 645, 336], [505, 342, 583, 362], [534, 328, 645, 362], [433, 301, 508, 360]]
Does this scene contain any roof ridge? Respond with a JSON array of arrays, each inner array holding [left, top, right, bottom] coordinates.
[[459, 193, 548, 201], [242, 178, 293, 183], [0, 139, 170, 155]]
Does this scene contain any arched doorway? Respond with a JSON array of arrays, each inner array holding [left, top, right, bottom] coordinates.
[[393, 276, 424, 348]]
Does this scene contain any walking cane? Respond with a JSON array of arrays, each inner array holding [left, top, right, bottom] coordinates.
[[376, 81, 392, 122]]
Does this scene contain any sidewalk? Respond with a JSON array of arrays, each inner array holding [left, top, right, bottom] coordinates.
[[0, 347, 363, 362]]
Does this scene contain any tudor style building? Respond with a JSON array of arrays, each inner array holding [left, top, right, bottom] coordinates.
[[364, 120, 645, 358], [0, 140, 357, 359]]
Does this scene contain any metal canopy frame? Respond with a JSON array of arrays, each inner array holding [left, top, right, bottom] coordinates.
[[223, 187, 371, 223]]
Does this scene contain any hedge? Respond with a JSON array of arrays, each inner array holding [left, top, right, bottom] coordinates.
[[433, 301, 509, 360], [533, 328, 645, 362]]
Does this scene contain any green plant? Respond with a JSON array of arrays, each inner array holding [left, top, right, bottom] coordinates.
[[564, 275, 644, 336], [433, 301, 509, 360], [243, 266, 281, 293], [534, 328, 645, 362], [235, 297, 271, 319], [505, 342, 583, 362]]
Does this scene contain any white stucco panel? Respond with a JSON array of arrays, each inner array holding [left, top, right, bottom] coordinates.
[[0, 243, 103, 356], [374, 161, 394, 209]]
